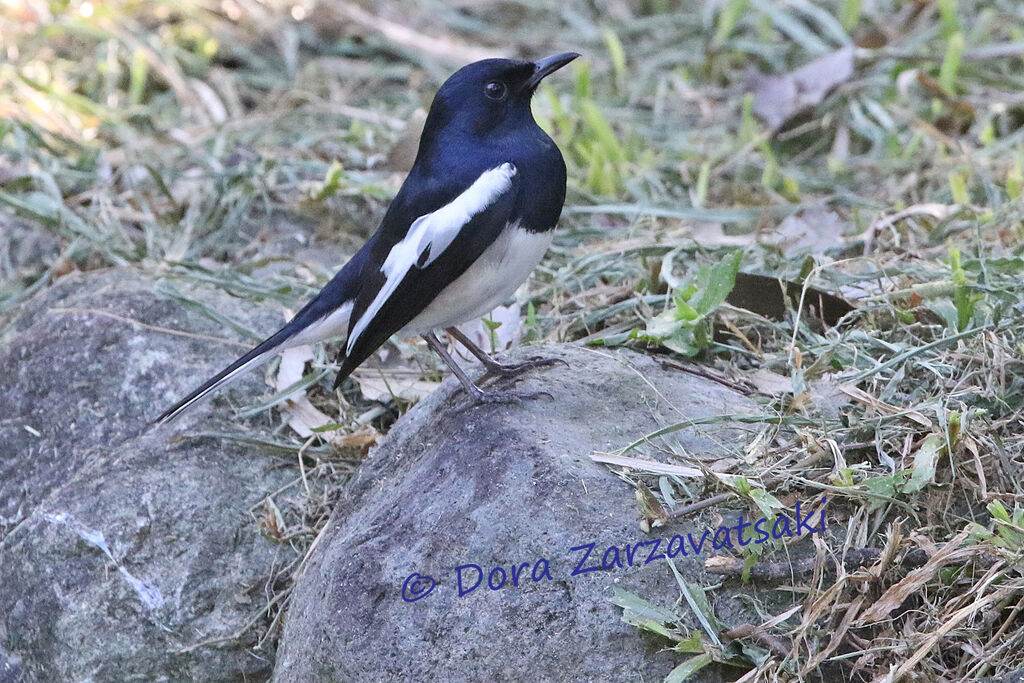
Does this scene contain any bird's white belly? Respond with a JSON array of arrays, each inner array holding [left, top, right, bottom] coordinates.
[[400, 225, 552, 335]]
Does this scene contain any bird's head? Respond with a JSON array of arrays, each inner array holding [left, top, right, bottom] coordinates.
[[423, 52, 580, 141]]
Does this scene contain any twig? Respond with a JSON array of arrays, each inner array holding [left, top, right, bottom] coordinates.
[[48, 307, 250, 349], [669, 449, 829, 519], [865, 42, 1024, 63], [173, 590, 288, 653], [656, 359, 755, 396], [847, 322, 997, 382], [722, 623, 791, 658], [335, 2, 497, 66], [705, 546, 1000, 582], [669, 492, 733, 519]]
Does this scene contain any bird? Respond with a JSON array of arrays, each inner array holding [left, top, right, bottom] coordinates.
[[156, 52, 580, 424]]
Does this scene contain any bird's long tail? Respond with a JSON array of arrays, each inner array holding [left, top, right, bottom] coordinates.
[[154, 245, 370, 424], [153, 327, 299, 424]]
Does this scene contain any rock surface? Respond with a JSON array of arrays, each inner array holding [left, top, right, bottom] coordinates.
[[0, 268, 299, 681], [275, 346, 766, 681], [0, 645, 24, 683]]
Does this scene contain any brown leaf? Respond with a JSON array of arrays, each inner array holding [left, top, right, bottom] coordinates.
[[275, 346, 380, 449], [260, 497, 286, 539], [336, 426, 379, 450], [764, 205, 851, 255], [634, 483, 669, 528], [857, 529, 974, 625], [748, 47, 855, 132]]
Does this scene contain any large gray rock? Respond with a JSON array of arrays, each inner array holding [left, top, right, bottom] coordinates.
[[275, 346, 765, 681], [0, 268, 276, 531], [0, 268, 301, 681]]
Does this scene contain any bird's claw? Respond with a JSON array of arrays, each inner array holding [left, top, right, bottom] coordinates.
[[478, 355, 568, 383], [453, 388, 554, 413], [523, 355, 570, 371]]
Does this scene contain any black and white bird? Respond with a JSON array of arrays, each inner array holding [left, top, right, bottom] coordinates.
[[156, 52, 580, 423]]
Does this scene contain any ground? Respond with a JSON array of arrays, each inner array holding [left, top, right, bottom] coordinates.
[[2, 0, 1024, 680]]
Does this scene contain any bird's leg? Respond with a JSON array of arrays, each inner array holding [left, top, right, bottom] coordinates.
[[423, 332, 552, 407], [443, 327, 567, 383]]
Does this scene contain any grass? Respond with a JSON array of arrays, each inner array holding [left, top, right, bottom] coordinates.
[[3, 0, 1024, 680]]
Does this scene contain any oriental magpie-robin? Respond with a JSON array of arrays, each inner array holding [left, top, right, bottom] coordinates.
[[156, 52, 579, 423]]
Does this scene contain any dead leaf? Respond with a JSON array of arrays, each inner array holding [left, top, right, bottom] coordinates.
[[688, 222, 751, 247], [275, 355, 329, 437], [351, 371, 441, 402], [451, 304, 522, 359], [748, 46, 855, 132], [838, 385, 932, 428], [857, 529, 973, 625], [335, 426, 379, 449], [260, 497, 286, 539], [275, 346, 375, 449], [747, 369, 793, 396], [590, 452, 703, 478], [763, 205, 851, 255], [635, 483, 669, 529], [904, 433, 946, 494], [349, 337, 441, 403]]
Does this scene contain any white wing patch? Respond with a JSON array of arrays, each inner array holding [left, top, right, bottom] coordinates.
[[346, 163, 517, 355]]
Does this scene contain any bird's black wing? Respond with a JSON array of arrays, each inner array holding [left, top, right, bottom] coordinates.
[[335, 162, 520, 385], [156, 162, 519, 422]]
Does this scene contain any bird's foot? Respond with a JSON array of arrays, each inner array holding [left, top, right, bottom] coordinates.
[[478, 355, 568, 383], [453, 386, 554, 413]]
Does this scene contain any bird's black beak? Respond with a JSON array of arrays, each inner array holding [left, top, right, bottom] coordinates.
[[524, 52, 580, 92]]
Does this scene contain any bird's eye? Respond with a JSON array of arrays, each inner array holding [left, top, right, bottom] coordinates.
[[484, 81, 508, 100]]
